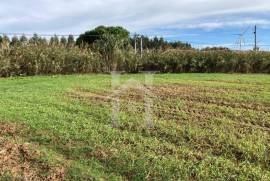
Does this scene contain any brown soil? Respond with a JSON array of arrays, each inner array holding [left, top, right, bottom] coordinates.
[[0, 122, 20, 136], [0, 122, 67, 180]]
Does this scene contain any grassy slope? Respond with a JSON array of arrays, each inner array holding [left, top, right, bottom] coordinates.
[[0, 73, 270, 180]]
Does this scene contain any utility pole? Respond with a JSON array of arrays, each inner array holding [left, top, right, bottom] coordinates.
[[254, 25, 257, 51], [134, 35, 137, 54], [140, 36, 143, 58]]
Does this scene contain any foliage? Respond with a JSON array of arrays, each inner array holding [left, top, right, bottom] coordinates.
[[201, 46, 231, 51], [0, 34, 270, 76], [140, 50, 270, 73], [0, 36, 102, 77], [93, 34, 130, 72], [76, 26, 130, 45], [76, 26, 130, 72], [130, 35, 192, 50]]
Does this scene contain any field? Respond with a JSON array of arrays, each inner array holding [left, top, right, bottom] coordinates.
[[0, 73, 270, 180]]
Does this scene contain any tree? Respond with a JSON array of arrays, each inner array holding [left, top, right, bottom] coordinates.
[[11, 36, 19, 46], [201, 47, 231, 51], [169, 41, 192, 49], [76, 26, 130, 45], [130, 35, 192, 50], [94, 34, 130, 71], [67, 35, 75, 46], [2, 35, 10, 44], [29, 34, 41, 45], [77, 26, 130, 72], [0, 35, 10, 49], [40, 38, 48, 45], [20, 35, 28, 44], [60, 36, 67, 45], [49, 35, 59, 45], [153, 37, 159, 49]]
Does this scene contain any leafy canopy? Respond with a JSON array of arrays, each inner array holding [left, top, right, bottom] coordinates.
[[76, 26, 130, 45]]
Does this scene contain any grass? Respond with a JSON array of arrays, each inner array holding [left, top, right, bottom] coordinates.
[[0, 73, 270, 180]]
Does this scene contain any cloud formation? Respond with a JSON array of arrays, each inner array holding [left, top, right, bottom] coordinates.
[[0, 0, 269, 34]]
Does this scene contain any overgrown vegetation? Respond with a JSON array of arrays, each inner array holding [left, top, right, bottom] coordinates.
[[0, 26, 270, 77], [0, 74, 270, 180], [0, 38, 103, 77], [141, 49, 270, 73]]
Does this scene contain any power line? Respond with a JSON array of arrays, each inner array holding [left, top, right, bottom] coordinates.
[[0, 32, 146, 37], [233, 27, 250, 51], [1, 31, 270, 50], [0, 32, 95, 37]]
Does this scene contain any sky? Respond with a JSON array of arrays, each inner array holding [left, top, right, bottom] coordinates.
[[0, 0, 270, 49]]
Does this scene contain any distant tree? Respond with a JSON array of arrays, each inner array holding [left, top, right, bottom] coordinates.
[[130, 35, 192, 50], [20, 34, 28, 44], [169, 41, 192, 49], [76, 26, 130, 45], [0, 35, 10, 48], [67, 35, 75, 46], [152, 37, 159, 49], [29, 34, 41, 45], [201, 47, 231, 51], [158, 37, 166, 49], [49, 35, 59, 45], [60, 36, 67, 45], [40, 38, 48, 45], [2, 35, 10, 43], [11, 36, 20, 46]]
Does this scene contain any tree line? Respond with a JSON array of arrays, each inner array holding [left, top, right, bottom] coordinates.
[[0, 26, 191, 50], [0, 34, 76, 47]]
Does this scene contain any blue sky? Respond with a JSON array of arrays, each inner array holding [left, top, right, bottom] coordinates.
[[0, 0, 270, 49]]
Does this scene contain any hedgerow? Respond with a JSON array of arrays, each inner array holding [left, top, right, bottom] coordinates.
[[1, 40, 270, 77]]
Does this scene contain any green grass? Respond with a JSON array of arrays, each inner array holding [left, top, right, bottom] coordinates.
[[0, 73, 270, 180]]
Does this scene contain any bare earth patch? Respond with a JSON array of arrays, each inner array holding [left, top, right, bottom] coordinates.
[[0, 122, 18, 136], [0, 122, 67, 181]]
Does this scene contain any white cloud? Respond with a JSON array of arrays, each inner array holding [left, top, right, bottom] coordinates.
[[0, 0, 269, 34], [183, 19, 270, 30]]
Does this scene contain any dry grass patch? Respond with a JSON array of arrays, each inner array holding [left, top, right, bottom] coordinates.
[[0, 122, 68, 181]]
